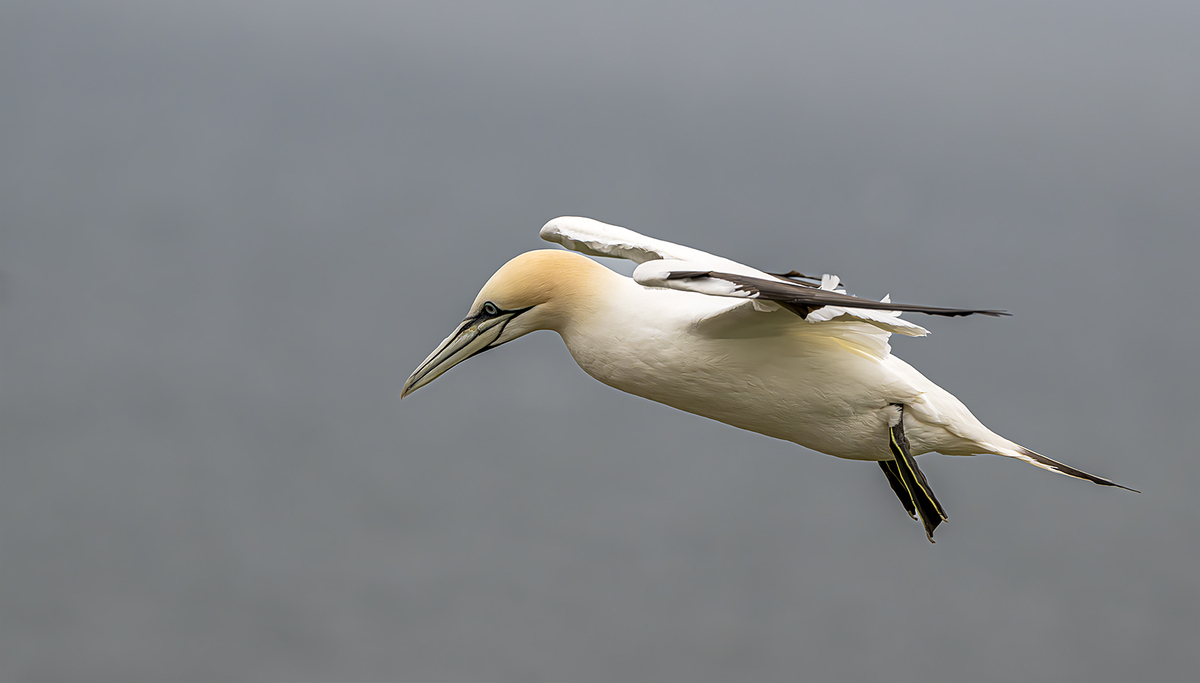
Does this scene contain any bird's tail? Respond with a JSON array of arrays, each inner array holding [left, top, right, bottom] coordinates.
[[996, 445, 1139, 492]]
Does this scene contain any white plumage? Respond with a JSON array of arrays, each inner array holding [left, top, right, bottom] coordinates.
[[403, 216, 1133, 540]]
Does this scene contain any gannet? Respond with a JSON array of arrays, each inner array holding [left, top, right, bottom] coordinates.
[[402, 217, 1134, 541]]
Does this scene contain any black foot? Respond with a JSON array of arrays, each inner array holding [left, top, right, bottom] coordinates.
[[880, 404, 948, 542]]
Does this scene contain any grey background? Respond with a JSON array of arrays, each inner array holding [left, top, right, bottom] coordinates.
[[2, 2, 1197, 681]]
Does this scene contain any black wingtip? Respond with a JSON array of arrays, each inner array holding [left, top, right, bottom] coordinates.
[[930, 308, 1011, 318]]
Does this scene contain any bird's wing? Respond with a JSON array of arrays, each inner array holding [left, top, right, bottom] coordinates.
[[542, 216, 1008, 339], [637, 262, 1007, 318], [540, 216, 766, 276], [632, 260, 940, 337]]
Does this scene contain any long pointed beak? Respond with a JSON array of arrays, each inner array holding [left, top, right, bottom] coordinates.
[[400, 312, 515, 398]]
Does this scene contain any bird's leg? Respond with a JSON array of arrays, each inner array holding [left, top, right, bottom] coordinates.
[[878, 459, 917, 520], [882, 403, 948, 543]]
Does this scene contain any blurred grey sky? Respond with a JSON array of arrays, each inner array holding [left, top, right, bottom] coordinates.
[[2, 2, 1197, 682]]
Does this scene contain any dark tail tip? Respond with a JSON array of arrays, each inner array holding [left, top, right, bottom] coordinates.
[[1019, 448, 1140, 493]]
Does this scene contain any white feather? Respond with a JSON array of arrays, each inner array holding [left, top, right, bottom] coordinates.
[[543, 216, 928, 336]]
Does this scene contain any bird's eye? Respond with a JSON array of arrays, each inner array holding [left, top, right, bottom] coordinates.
[[481, 302, 500, 316]]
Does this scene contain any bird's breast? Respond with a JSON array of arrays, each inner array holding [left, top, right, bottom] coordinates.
[[559, 311, 913, 460]]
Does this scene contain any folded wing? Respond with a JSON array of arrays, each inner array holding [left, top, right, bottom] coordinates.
[[639, 263, 1008, 319], [541, 216, 1008, 340]]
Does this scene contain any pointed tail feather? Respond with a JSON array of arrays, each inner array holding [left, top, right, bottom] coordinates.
[[1007, 446, 1139, 493]]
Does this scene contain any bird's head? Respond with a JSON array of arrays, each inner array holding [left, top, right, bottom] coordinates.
[[401, 249, 612, 397]]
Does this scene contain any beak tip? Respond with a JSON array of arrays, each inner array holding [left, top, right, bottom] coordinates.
[[401, 372, 425, 399]]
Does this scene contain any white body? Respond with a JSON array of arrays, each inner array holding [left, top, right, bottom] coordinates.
[[559, 267, 1011, 461]]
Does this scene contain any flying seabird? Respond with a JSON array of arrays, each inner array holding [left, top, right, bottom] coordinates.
[[402, 217, 1135, 541]]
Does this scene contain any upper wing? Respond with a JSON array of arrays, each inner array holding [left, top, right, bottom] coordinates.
[[542, 216, 1009, 339], [540, 216, 769, 277]]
